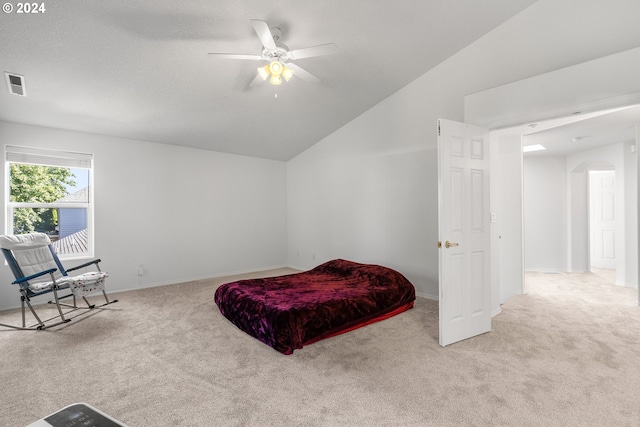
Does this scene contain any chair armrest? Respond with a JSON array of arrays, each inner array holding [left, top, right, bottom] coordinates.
[[66, 259, 102, 273], [13, 268, 57, 285]]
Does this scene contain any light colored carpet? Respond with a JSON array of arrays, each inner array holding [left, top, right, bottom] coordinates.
[[1, 268, 640, 426]]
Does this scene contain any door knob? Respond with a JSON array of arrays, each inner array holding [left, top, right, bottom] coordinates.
[[445, 241, 459, 248]]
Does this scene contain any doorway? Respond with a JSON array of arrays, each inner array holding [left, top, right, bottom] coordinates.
[[589, 169, 617, 273], [519, 116, 637, 296]]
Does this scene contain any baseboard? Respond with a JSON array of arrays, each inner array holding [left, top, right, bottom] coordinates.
[[0, 264, 291, 312], [416, 291, 438, 301], [616, 281, 638, 288], [286, 263, 307, 271], [121, 263, 291, 292], [524, 268, 565, 274]]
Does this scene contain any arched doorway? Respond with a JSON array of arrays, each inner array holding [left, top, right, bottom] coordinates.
[[569, 161, 620, 281]]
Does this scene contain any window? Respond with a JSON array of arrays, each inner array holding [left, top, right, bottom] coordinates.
[[6, 145, 93, 258]]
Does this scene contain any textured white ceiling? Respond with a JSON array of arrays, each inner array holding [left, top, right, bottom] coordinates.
[[0, 0, 536, 160]]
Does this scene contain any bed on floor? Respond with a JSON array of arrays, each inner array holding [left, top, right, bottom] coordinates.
[[214, 259, 416, 354]]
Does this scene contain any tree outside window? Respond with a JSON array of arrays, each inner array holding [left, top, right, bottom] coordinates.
[[10, 164, 76, 235]]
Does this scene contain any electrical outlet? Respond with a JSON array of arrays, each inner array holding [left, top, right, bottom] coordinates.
[[138, 264, 144, 276], [312, 253, 316, 260]]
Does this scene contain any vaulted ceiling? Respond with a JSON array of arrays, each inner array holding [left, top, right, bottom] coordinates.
[[0, 0, 536, 161]]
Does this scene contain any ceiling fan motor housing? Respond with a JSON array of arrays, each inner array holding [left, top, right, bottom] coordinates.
[[262, 45, 291, 63], [208, 19, 337, 85]]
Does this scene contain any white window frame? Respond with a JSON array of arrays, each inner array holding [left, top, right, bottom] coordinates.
[[5, 145, 94, 260]]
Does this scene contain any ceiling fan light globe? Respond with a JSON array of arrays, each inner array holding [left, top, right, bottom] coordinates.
[[269, 61, 283, 75], [257, 65, 270, 80], [270, 75, 283, 85], [282, 67, 294, 81]]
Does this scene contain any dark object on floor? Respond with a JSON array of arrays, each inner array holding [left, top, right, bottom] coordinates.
[[215, 259, 416, 354]]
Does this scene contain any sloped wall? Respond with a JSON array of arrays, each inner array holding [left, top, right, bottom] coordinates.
[[287, 1, 640, 301]]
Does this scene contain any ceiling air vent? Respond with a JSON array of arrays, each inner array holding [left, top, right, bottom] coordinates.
[[5, 72, 26, 96]]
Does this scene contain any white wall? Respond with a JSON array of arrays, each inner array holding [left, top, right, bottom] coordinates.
[[523, 156, 567, 272], [286, 121, 439, 298], [285, 43, 483, 299], [0, 121, 287, 310], [496, 135, 524, 304], [287, 0, 640, 301], [624, 139, 638, 286]]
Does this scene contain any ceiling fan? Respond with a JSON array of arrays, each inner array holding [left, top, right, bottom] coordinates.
[[208, 19, 338, 86]]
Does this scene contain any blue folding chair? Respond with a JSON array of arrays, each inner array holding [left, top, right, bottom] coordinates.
[[0, 233, 117, 330]]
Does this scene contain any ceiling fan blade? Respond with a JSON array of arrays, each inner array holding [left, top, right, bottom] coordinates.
[[250, 19, 277, 50], [208, 53, 264, 60], [289, 43, 338, 60], [286, 63, 320, 84]]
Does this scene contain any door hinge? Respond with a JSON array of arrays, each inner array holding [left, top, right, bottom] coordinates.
[[438, 121, 441, 136]]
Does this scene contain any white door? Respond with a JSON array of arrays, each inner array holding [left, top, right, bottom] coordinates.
[[589, 170, 616, 270], [438, 119, 491, 347]]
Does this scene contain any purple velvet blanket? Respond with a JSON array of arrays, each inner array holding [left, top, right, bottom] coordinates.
[[214, 259, 416, 354]]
